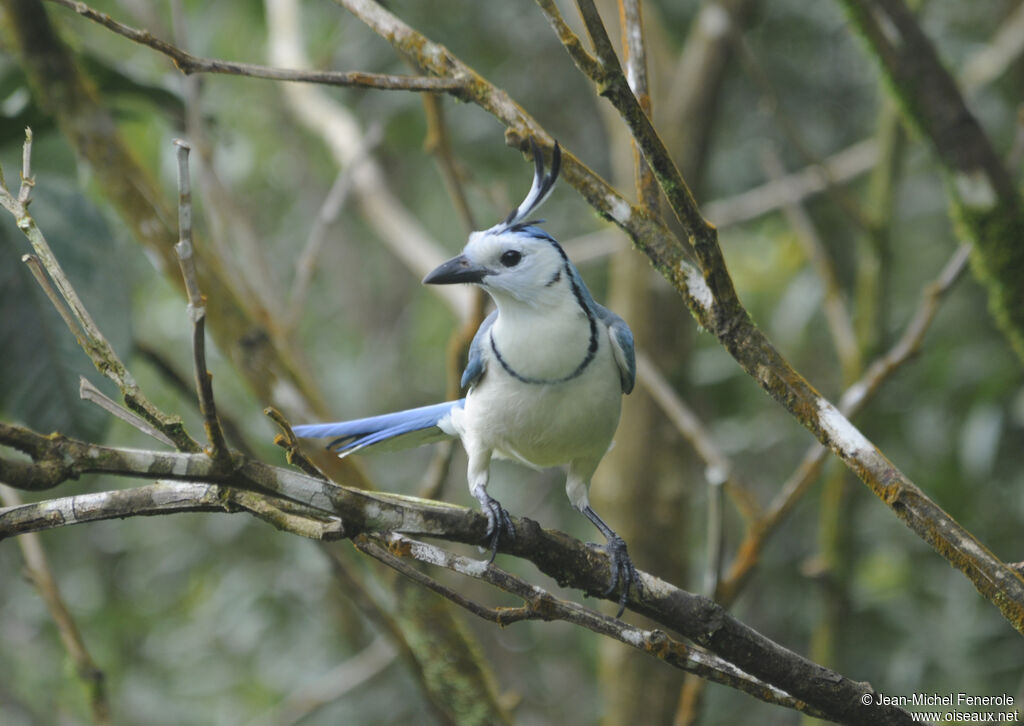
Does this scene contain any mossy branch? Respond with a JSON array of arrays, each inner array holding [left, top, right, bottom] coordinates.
[[838, 0, 1024, 364]]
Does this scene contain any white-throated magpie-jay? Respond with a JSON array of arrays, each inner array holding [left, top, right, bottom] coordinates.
[[294, 141, 640, 615]]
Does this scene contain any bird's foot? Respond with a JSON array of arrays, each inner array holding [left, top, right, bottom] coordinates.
[[478, 493, 514, 563], [602, 534, 641, 618]]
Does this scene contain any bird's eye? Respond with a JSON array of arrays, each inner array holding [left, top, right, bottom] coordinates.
[[500, 250, 522, 267]]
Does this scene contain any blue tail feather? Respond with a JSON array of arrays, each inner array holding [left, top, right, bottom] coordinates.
[[293, 400, 463, 456]]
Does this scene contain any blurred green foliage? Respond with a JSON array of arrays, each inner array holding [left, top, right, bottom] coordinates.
[[1, 0, 1023, 724]]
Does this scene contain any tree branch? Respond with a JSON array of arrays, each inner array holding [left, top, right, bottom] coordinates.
[[717, 243, 973, 606], [0, 421, 926, 724], [44, 0, 464, 92], [0, 479, 345, 541], [356, 532, 831, 721]]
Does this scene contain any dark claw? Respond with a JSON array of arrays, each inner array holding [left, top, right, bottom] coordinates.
[[480, 494, 515, 563], [582, 506, 641, 618], [603, 534, 641, 618]]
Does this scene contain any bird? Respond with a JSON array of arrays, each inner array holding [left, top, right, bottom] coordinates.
[[293, 141, 640, 615]]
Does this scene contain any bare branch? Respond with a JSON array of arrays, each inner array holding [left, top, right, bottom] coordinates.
[[0, 480, 344, 541], [79, 377, 177, 448], [356, 533, 831, 721], [173, 140, 231, 465], [45, 0, 463, 92], [20, 253, 87, 347]]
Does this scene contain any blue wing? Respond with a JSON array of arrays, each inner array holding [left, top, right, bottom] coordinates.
[[461, 310, 497, 389], [293, 400, 463, 456], [594, 303, 636, 394]]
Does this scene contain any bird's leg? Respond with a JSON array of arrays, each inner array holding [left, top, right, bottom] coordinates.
[[467, 447, 513, 562], [473, 488, 515, 563], [583, 506, 641, 618]]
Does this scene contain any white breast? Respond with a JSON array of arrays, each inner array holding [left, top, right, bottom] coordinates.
[[458, 322, 623, 469]]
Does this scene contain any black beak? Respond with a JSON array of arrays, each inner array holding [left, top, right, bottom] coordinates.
[[423, 254, 487, 285]]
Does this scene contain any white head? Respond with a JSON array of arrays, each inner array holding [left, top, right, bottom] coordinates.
[[423, 141, 582, 308]]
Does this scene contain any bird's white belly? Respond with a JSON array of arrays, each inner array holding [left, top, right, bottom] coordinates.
[[460, 357, 622, 468]]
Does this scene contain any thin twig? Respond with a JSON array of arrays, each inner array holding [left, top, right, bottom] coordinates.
[[45, 0, 463, 92], [19, 127, 35, 204], [617, 0, 659, 208], [355, 534, 538, 625], [20, 253, 87, 348], [170, 0, 279, 322], [132, 342, 257, 458], [265, 406, 331, 482], [174, 140, 231, 466], [704, 476, 726, 598], [79, 377, 177, 448]]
